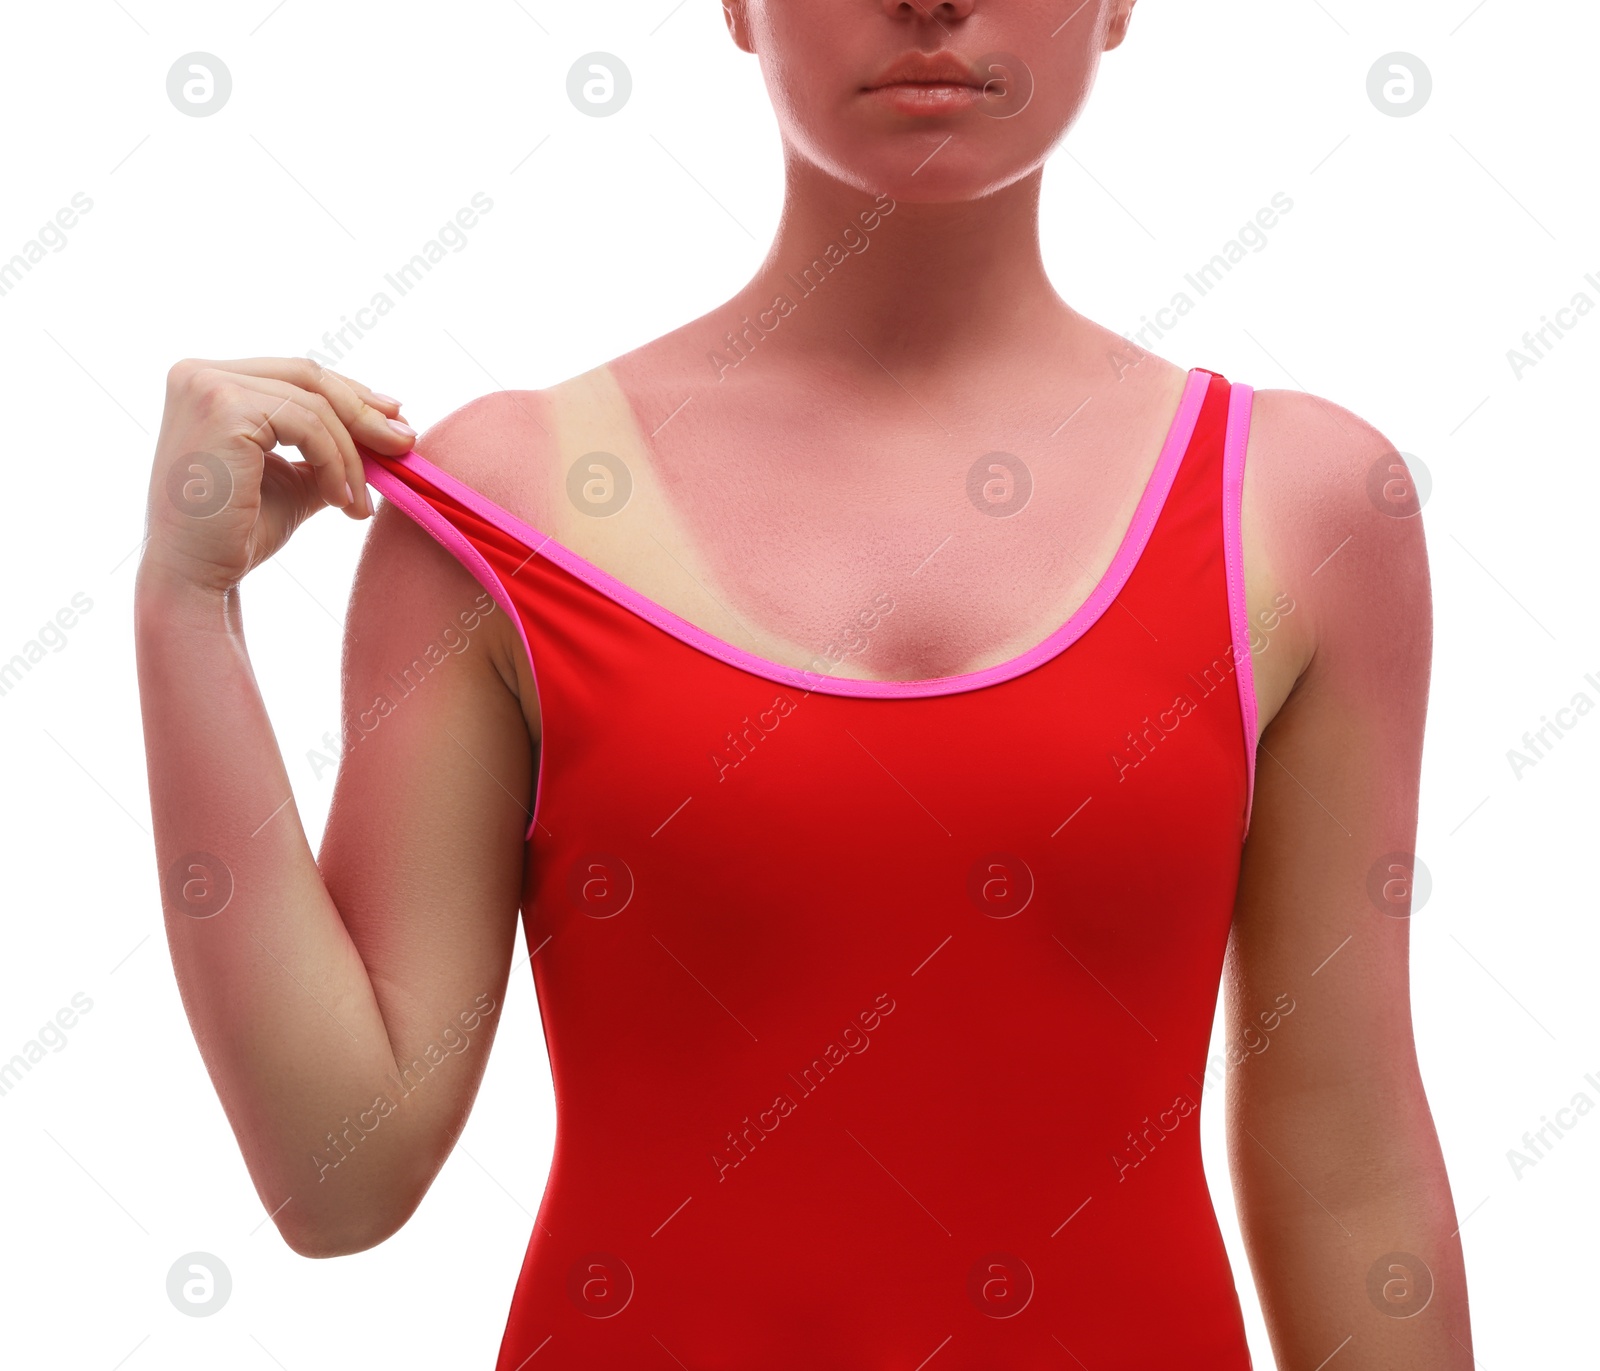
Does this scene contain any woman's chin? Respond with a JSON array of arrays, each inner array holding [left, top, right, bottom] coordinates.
[[806, 137, 1049, 205]]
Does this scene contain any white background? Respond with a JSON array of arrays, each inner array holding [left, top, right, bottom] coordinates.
[[0, 1, 1594, 1366]]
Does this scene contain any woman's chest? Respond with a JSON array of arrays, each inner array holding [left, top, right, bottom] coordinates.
[[543, 364, 1188, 683]]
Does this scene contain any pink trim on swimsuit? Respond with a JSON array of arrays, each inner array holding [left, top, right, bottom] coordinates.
[[361, 367, 1213, 704], [1222, 382, 1259, 839]]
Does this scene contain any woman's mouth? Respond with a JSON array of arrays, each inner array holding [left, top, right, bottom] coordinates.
[[863, 52, 986, 117], [864, 81, 984, 116]]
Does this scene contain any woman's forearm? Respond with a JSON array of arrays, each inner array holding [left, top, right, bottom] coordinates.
[[1232, 1077, 1473, 1369], [134, 559, 421, 1256]]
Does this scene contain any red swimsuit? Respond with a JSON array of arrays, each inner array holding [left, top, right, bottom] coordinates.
[[360, 367, 1259, 1369]]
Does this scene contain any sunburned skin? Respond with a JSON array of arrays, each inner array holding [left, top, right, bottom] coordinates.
[[405, 324, 1313, 754], [137, 0, 1461, 1362], [599, 341, 1190, 687], [348, 8, 1449, 1361]]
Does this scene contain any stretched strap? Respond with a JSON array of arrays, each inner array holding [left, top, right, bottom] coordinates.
[[360, 451, 544, 843]]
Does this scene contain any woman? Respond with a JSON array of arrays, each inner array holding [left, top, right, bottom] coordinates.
[[135, 1, 1469, 1366]]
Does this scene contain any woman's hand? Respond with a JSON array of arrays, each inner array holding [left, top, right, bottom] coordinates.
[[140, 356, 417, 594]]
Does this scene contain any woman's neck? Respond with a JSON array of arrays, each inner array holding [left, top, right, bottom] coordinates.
[[735, 158, 1079, 379]]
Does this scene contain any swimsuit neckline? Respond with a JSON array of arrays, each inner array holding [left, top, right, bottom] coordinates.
[[375, 367, 1214, 701]]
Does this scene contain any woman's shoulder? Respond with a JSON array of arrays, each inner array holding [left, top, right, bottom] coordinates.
[[1242, 384, 1427, 561], [1238, 383, 1431, 693], [408, 385, 557, 510], [406, 362, 647, 540]]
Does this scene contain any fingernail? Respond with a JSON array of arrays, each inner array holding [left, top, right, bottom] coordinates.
[[342, 480, 355, 507], [386, 418, 416, 438], [371, 392, 402, 408]]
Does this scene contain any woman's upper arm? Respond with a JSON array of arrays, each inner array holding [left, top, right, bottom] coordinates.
[[1225, 388, 1466, 1359], [1230, 386, 1433, 1094], [311, 399, 547, 1205]]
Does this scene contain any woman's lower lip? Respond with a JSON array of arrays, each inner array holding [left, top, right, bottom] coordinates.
[[863, 83, 983, 116]]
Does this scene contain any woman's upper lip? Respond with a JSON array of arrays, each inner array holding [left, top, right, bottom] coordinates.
[[864, 52, 982, 90]]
